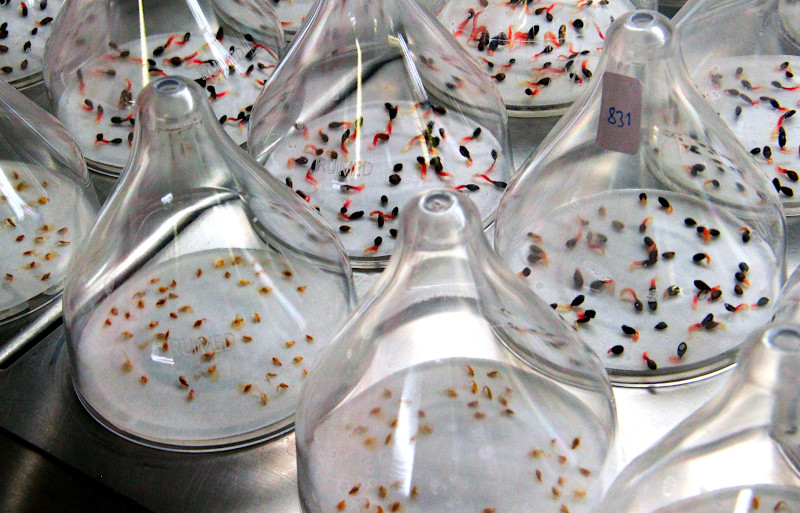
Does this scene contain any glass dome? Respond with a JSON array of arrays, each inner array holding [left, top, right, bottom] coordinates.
[[0, 0, 64, 89], [424, 0, 637, 116], [43, 0, 285, 176], [597, 324, 800, 513], [63, 75, 356, 452], [0, 77, 97, 329], [494, 11, 786, 384], [247, 0, 512, 268], [296, 189, 618, 513], [674, 0, 800, 214]]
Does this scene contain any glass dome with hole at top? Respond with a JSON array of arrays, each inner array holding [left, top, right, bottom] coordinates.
[[0, 0, 64, 90], [0, 77, 98, 329], [423, 0, 637, 116], [674, 0, 800, 214], [63, 75, 356, 452], [247, 0, 512, 268], [42, 0, 284, 177], [493, 10, 786, 385], [597, 324, 800, 513], [295, 188, 618, 513]]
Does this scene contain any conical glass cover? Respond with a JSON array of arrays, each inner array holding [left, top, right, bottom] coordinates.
[[0, 78, 97, 327], [674, 0, 800, 214], [63, 76, 356, 452], [771, 264, 800, 323], [42, 0, 284, 176], [247, 0, 512, 267], [597, 324, 800, 513], [296, 189, 618, 513], [494, 11, 786, 384], [0, 0, 64, 89], [424, 0, 637, 115]]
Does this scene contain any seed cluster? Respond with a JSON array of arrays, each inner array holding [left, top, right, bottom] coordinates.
[[0, 0, 61, 84], [265, 101, 507, 259], [436, 0, 634, 110], [304, 360, 609, 513], [694, 56, 800, 208], [56, 31, 278, 171], [0, 164, 92, 316], [76, 248, 351, 444], [271, 0, 311, 34], [515, 190, 778, 376]]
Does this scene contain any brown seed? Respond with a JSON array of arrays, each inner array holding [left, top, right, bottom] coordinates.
[[179, 376, 189, 387], [273, 357, 282, 366], [306, 334, 315, 342], [121, 331, 133, 338], [243, 384, 252, 393], [179, 305, 192, 312], [293, 356, 303, 364], [140, 376, 148, 384], [38, 196, 48, 204], [161, 342, 169, 351], [379, 486, 387, 499], [552, 487, 561, 498], [285, 340, 295, 347], [239, 279, 250, 286], [297, 285, 307, 293], [385, 433, 393, 445], [196, 268, 203, 277], [138, 299, 145, 309], [169, 312, 178, 318], [149, 321, 158, 328], [349, 485, 361, 495], [260, 393, 268, 405], [224, 271, 231, 279], [418, 424, 433, 434], [243, 335, 253, 342], [468, 400, 479, 408], [535, 469, 543, 482], [253, 313, 261, 323], [121, 359, 133, 372], [487, 370, 498, 378], [260, 286, 272, 294], [571, 437, 581, 449], [391, 503, 401, 512], [156, 298, 167, 306], [445, 388, 458, 397], [579, 468, 592, 477], [41, 273, 50, 281], [202, 351, 215, 360], [475, 411, 486, 419]]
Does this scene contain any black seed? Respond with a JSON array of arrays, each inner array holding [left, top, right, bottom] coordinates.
[[739, 262, 749, 272], [735, 285, 744, 296], [609, 345, 624, 355], [756, 297, 769, 307], [646, 358, 657, 370], [583, 309, 596, 319], [573, 269, 584, 288], [662, 251, 675, 259], [612, 220, 624, 232], [571, 295, 585, 307], [694, 280, 710, 291], [693, 253, 708, 262], [389, 174, 401, 185], [677, 342, 687, 358], [339, 225, 351, 232], [684, 218, 697, 227], [621, 325, 636, 335], [654, 322, 668, 330], [710, 289, 722, 301], [389, 229, 398, 238]]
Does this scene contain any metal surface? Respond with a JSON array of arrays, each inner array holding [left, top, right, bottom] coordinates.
[[0, 103, 791, 513]]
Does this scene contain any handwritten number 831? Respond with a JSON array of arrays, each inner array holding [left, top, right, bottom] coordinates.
[[607, 107, 631, 128]]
